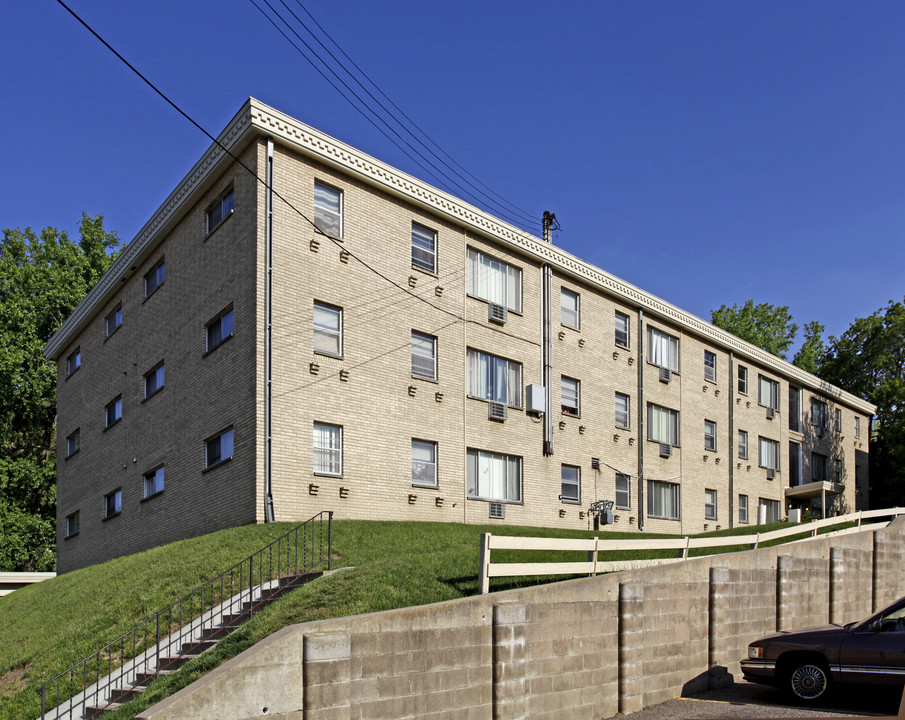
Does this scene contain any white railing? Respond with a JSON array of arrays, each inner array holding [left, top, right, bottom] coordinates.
[[478, 507, 905, 594]]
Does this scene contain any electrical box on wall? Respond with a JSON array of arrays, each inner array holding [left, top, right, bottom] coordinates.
[[526, 384, 545, 414]]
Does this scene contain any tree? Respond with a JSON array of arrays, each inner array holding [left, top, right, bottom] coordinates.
[[0, 215, 122, 571], [792, 320, 826, 375], [819, 299, 905, 507], [711, 300, 798, 358]]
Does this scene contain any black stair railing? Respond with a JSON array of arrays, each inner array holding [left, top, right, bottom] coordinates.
[[37, 511, 332, 719]]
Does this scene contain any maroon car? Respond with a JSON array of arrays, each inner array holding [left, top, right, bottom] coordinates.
[[741, 595, 905, 703]]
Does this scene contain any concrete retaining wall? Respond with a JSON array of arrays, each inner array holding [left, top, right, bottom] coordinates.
[[137, 519, 905, 720]]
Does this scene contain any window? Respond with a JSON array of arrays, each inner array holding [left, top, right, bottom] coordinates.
[[647, 480, 680, 520], [835, 408, 842, 433], [104, 489, 122, 519], [704, 350, 716, 383], [67, 348, 80, 377], [647, 327, 679, 372], [411, 332, 437, 381], [144, 258, 165, 297], [737, 365, 748, 394], [66, 429, 80, 458], [466, 449, 522, 502], [144, 466, 164, 498], [206, 308, 234, 352], [789, 386, 801, 432], [737, 430, 748, 460], [561, 377, 580, 417], [466, 248, 522, 313], [313, 181, 342, 238], [811, 398, 828, 428], [615, 473, 631, 509], [811, 452, 828, 483], [789, 441, 801, 486], [313, 423, 342, 476], [466, 349, 522, 407], [759, 498, 781, 524], [313, 302, 342, 357], [144, 362, 165, 399], [561, 465, 580, 503], [758, 375, 780, 410], [647, 403, 679, 446], [206, 428, 234, 469], [758, 436, 779, 471], [615, 311, 630, 348], [704, 489, 717, 520], [105, 396, 122, 428], [738, 494, 749, 524], [206, 187, 234, 234], [411, 439, 437, 487], [615, 392, 630, 429], [105, 305, 122, 337], [855, 416, 861, 438], [560, 289, 579, 329], [704, 420, 717, 452], [65, 511, 79, 538], [411, 223, 436, 273]]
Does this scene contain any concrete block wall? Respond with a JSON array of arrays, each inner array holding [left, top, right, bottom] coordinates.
[[136, 520, 905, 720]]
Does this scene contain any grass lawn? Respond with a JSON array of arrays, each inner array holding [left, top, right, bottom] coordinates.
[[0, 516, 855, 720]]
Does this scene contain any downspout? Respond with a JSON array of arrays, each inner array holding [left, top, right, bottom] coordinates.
[[264, 138, 275, 522], [637, 309, 645, 531], [728, 351, 735, 528], [541, 212, 555, 456]]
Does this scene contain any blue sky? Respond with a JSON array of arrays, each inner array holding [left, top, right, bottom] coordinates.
[[3, 1, 904, 351]]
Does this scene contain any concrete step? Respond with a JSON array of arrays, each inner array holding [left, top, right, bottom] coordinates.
[[84, 701, 121, 718], [109, 685, 146, 703], [180, 639, 218, 655]]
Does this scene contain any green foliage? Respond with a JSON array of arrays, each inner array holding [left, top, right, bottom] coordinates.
[[711, 299, 798, 358], [0, 215, 122, 571], [820, 298, 905, 506], [792, 320, 826, 375]]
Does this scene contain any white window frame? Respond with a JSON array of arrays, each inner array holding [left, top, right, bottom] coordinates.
[[105, 489, 122, 518], [105, 396, 122, 428], [759, 498, 781, 524], [313, 422, 342, 477], [704, 350, 716, 383], [647, 403, 680, 446], [615, 311, 630, 348], [411, 331, 437, 381], [758, 436, 780, 471], [560, 288, 580, 329], [466, 349, 522, 408], [144, 362, 165, 399], [206, 428, 234, 469], [313, 301, 343, 357], [411, 223, 437, 273], [647, 480, 680, 520], [561, 376, 580, 417], [206, 307, 234, 352], [704, 420, 717, 452], [704, 489, 717, 520], [737, 429, 748, 460], [615, 473, 631, 509], [67, 429, 80, 458], [206, 187, 234, 234], [411, 439, 437, 488], [758, 374, 780, 411], [615, 392, 630, 430], [105, 305, 122, 338], [144, 257, 165, 298], [561, 465, 581, 503], [646, 327, 679, 372], [67, 347, 80, 377], [466, 248, 522, 313], [144, 466, 165, 498], [466, 448, 522, 503], [737, 365, 748, 395], [313, 181, 342, 238], [65, 511, 79, 538], [738, 494, 749, 524]]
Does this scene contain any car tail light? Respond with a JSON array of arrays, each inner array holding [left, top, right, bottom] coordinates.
[[748, 647, 764, 659]]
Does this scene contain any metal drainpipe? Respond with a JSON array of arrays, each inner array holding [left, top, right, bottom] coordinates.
[[264, 138, 275, 522], [728, 351, 735, 528], [542, 263, 553, 455], [637, 309, 644, 531]]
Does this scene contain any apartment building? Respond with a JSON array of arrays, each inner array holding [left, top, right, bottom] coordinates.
[[46, 98, 875, 572]]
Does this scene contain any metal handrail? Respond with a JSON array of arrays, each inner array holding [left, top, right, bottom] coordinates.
[[37, 511, 332, 719]]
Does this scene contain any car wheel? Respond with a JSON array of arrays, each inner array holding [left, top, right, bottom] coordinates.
[[786, 660, 830, 702]]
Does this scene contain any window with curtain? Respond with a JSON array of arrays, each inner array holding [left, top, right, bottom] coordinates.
[[647, 403, 679, 446], [758, 374, 780, 410], [759, 498, 781, 523], [411, 332, 437, 380], [758, 436, 779, 470], [615, 311, 630, 348], [466, 248, 522, 312], [313, 302, 342, 356], [811, 398, 828, 428], [466, 449, 522, 502], [646, 327, 679, 371], [313, 181, 342, 238], [560, 288, 579, 329], [704, 420, 717, 451], [615, 393, 630, 429], [560, 465, 580, 502], [411, 223, 436, 273], [561, 376, 579, 416], [411, 439, 437, 487], [647, 480, 680, 519], [467, 349, 522, 407], [313, 423, 342, 476]]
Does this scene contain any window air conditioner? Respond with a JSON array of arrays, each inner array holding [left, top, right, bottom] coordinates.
[[766, 407, 775, 420], [488, 303, 508, 325], [659, 443, 672, 458], [659, 367, 672, 383], [766, 468, 776, 480], [488, 401, 508, 422], [489, 502, 506, 519]]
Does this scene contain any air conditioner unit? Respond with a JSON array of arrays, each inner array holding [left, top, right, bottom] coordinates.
[[766, 468, 776, 480], [659, 367, 672, 383], [488, 401, 508, 422], [489, 502, 506, 519], [816, 426, 824, 438], [488, 303, 507, 325], [659, 443, 672, 458], [766, 407, 775, 420]]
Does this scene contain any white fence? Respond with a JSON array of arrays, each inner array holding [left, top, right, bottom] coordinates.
[[478, 507, 905, 594]]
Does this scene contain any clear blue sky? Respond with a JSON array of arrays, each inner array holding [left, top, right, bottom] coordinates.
[[3, 1, 904, 351]]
